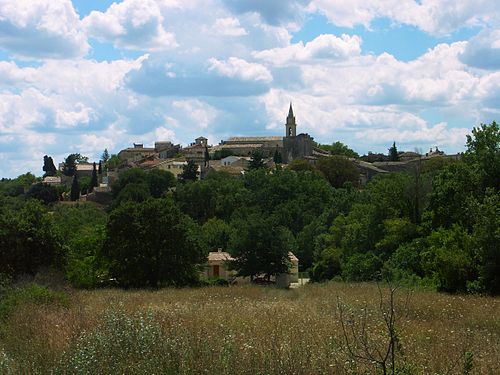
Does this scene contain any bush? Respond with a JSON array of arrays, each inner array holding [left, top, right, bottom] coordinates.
[[0, 283, 68, 320], [342, 252, 383, 282], [57, 309, 167, 374]]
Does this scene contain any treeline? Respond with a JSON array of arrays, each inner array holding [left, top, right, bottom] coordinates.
[[0, 122, 498, 293]]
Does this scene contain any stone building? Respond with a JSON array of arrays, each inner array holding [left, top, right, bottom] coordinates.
[[213, 103, 314, 163]]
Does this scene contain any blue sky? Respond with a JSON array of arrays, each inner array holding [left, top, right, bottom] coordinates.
[[0, 0, 499, 177]]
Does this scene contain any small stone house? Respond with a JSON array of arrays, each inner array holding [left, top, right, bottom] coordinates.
[[204, 249, 235, 279], [202, 249, 299, 287]]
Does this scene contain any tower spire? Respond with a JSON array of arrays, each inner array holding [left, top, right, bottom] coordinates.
[[285, 102, 297, 137]]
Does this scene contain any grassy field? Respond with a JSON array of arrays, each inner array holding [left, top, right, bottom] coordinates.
[[0, 282, 499, 374]]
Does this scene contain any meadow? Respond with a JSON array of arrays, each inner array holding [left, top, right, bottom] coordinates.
[[0, 282, 499, 374]]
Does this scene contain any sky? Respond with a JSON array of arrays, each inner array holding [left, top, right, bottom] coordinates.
[[0, 0, 499, 178]]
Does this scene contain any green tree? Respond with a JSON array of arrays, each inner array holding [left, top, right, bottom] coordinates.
[[27, 183, 59, 205], [70, 175, 80, 201], [101, 148, 110, 164], [342, 252, 383, 281], [287, 158, 316, 172], [178, 160, 199, 182], [247, 150, 266, 171], [62, 153, 88, 177], [175, 172, 247, 223], [0, 173, 37, 197], [420, 225, 476, 293], [464, 121, 499, 190], [89, 162, 98, 193], [273, 149, 282, 164], [202, 218, 234, 251], [111, 168, 148, 197], [107, 154, 121, 170], [146, 169, 176, 198], [316, 156, 359, 188], [318, 141, 359, 158], [228, 214, 296, 281], [471, 190, 500, 294], [0, 200, 61, 276], [388, 142, 399, 161], [103, 198, 205, 287], [42, 155, 57, 177], [79, 176, 91, 195]]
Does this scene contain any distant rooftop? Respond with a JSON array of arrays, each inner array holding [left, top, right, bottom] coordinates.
[[226, 136, 282, 142]]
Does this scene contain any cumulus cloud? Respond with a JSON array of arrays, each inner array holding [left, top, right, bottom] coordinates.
[[309, 0, 500, 35], [222, 0, 309, 26], [0, 0, 89, 59], [82, 0, 177, 51], [126, 55, 271, 96], [254, 34, 362, 66], [211, 17, 247, 36], [172, 99, 218, 129], [460, 29, 500, 69], [208, 57, 273, 82]]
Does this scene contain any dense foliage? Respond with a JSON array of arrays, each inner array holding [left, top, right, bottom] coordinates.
[[0, 122, 498, 293]]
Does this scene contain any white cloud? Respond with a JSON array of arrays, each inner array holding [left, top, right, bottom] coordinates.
[[222, 0, 309, 27], [355, 122, 470, 148], [0, 0, 89, 59], [309, 0, 500, 35], [460, 28, 500, 69], [254, 34, 362, 66], [83, 0, 177, 51], [211, 17, 247, 36], [172, 99, 218, 129], [208, 57, 273, 83]]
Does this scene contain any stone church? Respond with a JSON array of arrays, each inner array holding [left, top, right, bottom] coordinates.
[[212, 103, 314, 163]]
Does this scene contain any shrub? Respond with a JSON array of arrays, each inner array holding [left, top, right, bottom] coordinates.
[[0, 284, 68, 320], [57, 309, 167, 374], [342, 252, 383, 281]]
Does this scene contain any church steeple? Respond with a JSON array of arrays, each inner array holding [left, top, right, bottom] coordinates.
[[286, 102, 297, 137]]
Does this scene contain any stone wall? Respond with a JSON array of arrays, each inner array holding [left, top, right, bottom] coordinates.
[[282, 133, 314, 163]]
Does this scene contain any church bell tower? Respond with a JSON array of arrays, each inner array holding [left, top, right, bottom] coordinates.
[[285, 102, 297, 137]]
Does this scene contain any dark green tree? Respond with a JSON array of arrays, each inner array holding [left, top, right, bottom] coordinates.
[[316, 156, 359, 188], [273, 149, 282, 164], [42, 155, 57, 177], [146, 169, 176, 198], [0, 200, 61, 276], [388, 142, 399, 161], [247, 150, 266, 170], [464, 121, 499, 190], [287, 158, 316, 172], [62, 153, 88, 177], [318, 141, 359, 158], [70, 175, 80, 201], [101, 149, 110, 164], [103, 198, 205, 287], [98, 161, 102, 175], [27, 183, 59, 205], [107, 154, 121, 169], [89, 162, 98, 193], [175, 171, 247, 223], [228, 214, 296, 281], [178, 160, 199, 182]]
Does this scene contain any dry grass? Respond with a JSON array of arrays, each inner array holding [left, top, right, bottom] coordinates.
[[0, 282, 499, 374]]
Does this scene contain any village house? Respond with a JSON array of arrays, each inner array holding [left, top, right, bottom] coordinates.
[[202, 248, 299, 287]]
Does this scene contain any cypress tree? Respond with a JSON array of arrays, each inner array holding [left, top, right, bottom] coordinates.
[[89, 162, 98, 192], [70, 175, 80, 201], [388, 142, 399, 161]]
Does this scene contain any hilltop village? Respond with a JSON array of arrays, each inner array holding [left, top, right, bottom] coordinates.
[[47, 104, 457, 199]]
